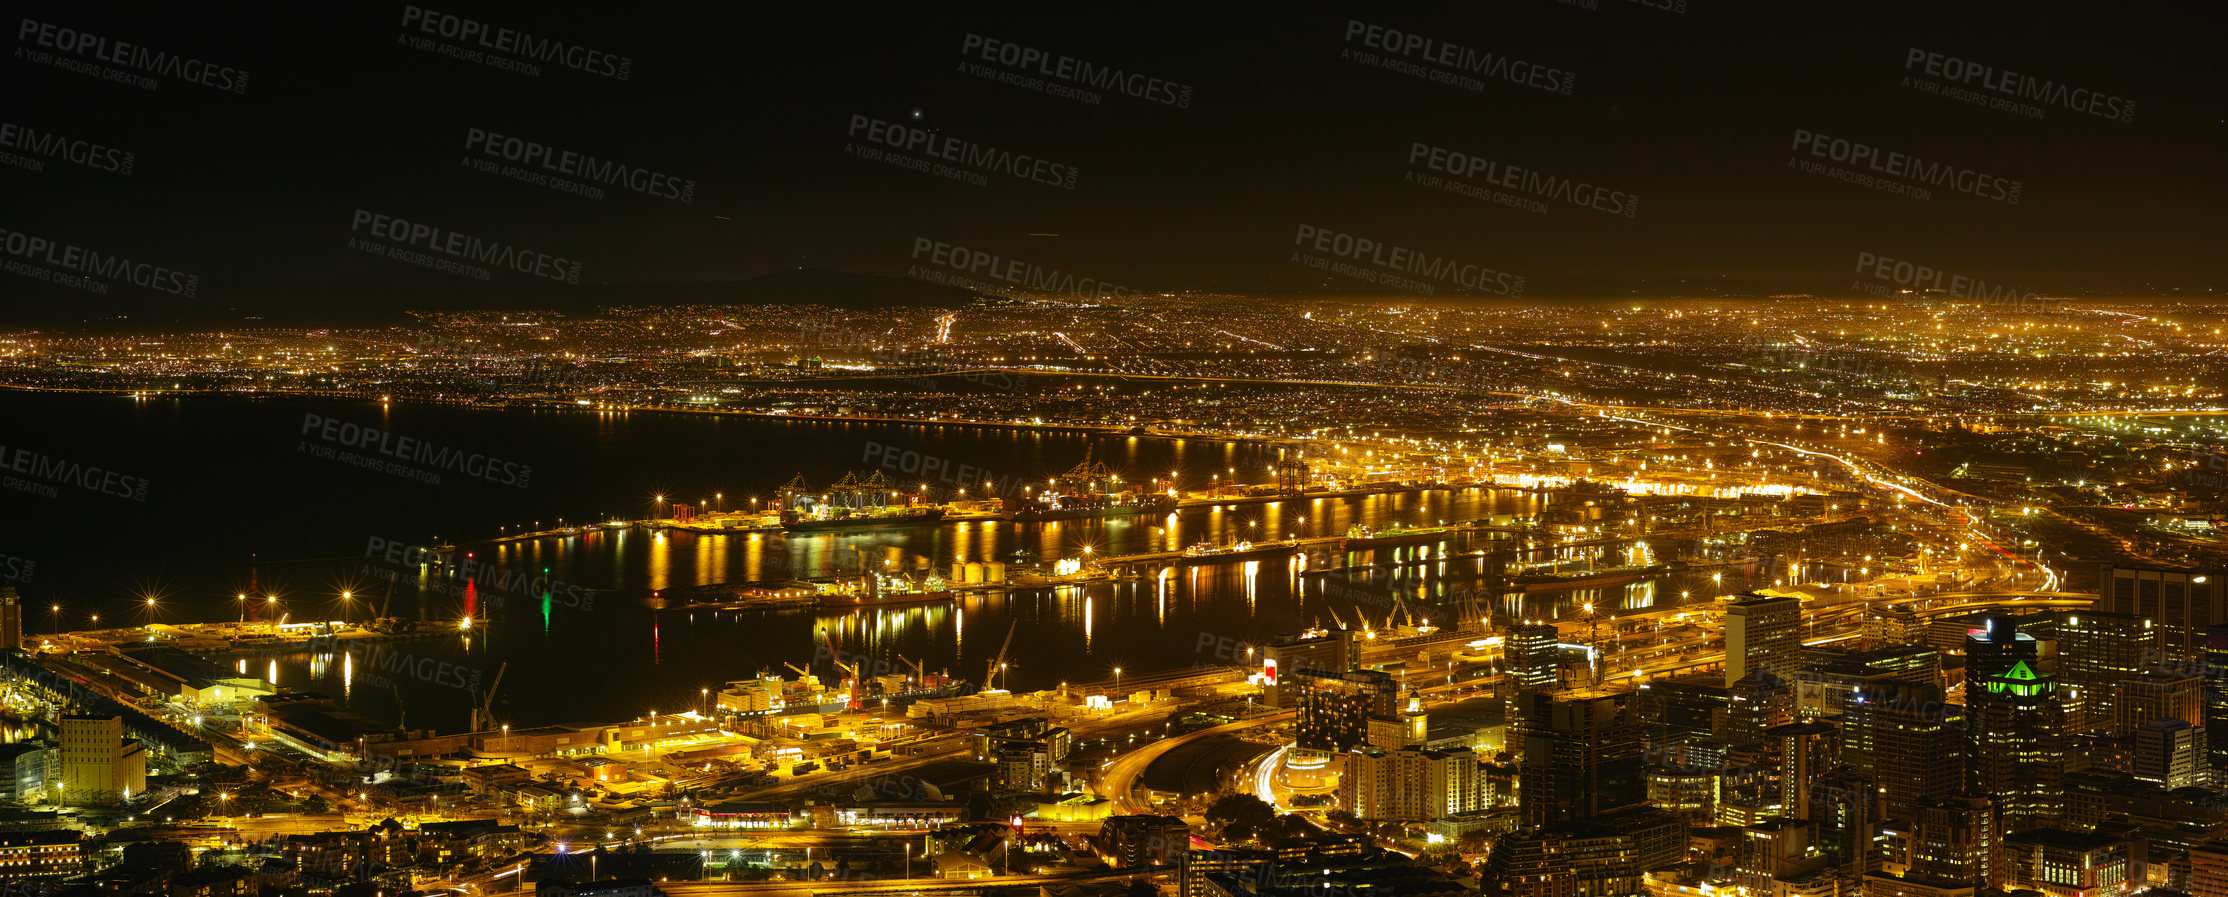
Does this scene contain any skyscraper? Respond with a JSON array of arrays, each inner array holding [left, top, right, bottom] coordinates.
[[2058, 611, 2154, 735], [2206, 623, 2228, 778], [1291, 668, 1397, 753], [1966, 658, 2066, 831], [1517, 686, 1646, 827], [2132, 718, 2205, 790], [0, 586, 20, 652], [1844, 680, 1965, 820], [2096, 564, 2225, 666], [1504, 622, 1561, 713], [1726, 594, 1802, 688]]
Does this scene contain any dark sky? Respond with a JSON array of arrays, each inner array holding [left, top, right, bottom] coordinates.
[[4, 2, 2220, 326]]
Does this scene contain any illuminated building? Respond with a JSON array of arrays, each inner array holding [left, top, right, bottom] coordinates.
[[2209, 622, 2228, 779], [1516, 686, 1645, 827], [1262, 629, 1358, 709], [0, 586, 20, 651], [1844, 681, 1965, 819], [2096, 564, 2224, 666], [58, 714, 144, 806], [1726, 594, 1802, 688], [2058, 612, 2153, 736], [1966, 657, 2066, 832], [2131, 718, 2205, 790], [1291, 668, 1396, 753], [0, 830, 83, 879], [1645, 765, 1718, 825], [2002, 828, 2139, 897]]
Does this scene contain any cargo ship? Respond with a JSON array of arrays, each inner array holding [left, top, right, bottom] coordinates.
[[1010, 447, 1177, 522], [816, 569, 955, 610], [1178, 539, 1301, 565], [1511, 564, 1670, 592], [1343, 523, 1452, 550], [777, 469, 949, 531], [1007, 557, 1110, 587]]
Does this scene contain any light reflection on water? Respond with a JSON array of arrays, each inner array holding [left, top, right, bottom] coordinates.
[[241, 485, 1769, 732]]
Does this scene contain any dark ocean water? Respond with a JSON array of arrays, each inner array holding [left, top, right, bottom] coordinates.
[[0, 393, 1755, 732]]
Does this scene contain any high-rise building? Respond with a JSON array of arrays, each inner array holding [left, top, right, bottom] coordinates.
[[1911, 795, 2002, 887], [1517, 686, 1646, 827], [1339, 745, 1482, 821], [1965, 614, 2044, 681], [1724, 671, 1795, 746], [1791, 644, 1941, 718], [0, 586, 21, 652], [57, 715, 144, 806], [2190, 839, 2228, 897], [2059, 611, 2154, 735], [2118, 670, 2203, 734], [1770, 721, 1838, 820], [2096, 564, 2225, 666], [1290, 668, 1397, 753], [1965, 658, 2066, 832], [1647, 766, 1719, 825], [1262, 629, 1358, 707], [1726, 594, 1802, 687], [2207, 623, 2228, 778], [1843, 681, 1965, 820], [1504, 622, 1561, 715], [2132, 718, 2206, 790]]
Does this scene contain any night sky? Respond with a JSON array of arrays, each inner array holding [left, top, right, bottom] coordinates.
[[4, 2, 2220, 326]]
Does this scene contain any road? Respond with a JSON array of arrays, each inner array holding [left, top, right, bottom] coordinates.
[[1096, 712, 1292, 814]]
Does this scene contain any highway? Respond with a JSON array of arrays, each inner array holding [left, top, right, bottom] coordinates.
[[1096, 712, 1292, 814]]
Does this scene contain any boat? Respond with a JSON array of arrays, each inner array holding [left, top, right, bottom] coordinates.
[[1178, 539, 1300, 565], [1008, 557, 1111, 587], [816, 569, 956, 609], [1512, 564, 1670, 591], [1343, 523, 1452, 550]]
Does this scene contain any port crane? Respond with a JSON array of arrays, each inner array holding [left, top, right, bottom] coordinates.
[[823, 629, 863, 712], [469, 662, 507, 734], [984, 621, 1017, 692]]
